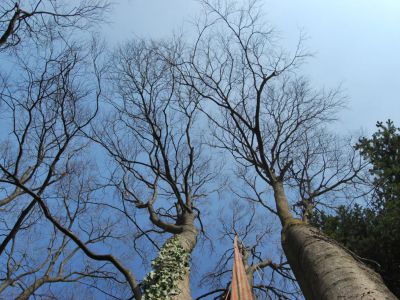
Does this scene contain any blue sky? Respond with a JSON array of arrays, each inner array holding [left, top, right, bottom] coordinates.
[[100, 3, 400, 296], [103, 0, 400, 135], [1, 1, 398, 298]]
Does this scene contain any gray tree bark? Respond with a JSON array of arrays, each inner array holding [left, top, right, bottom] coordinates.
[[273, 181, 397, 300], [16, 277, 47, 300], [282, 223, 397, 300]]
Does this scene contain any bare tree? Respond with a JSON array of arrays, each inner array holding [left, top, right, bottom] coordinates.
[[0, 1, 148, 298], [0, 0, 110, 50], [0, 37, 141, 300], [0, 41, 97, 255], [171, 0, 397, 299], [2, 1, 395, 299], [90, 39, 218, 299], [0, 162, 125, 299], [196, 200, 299, 300]]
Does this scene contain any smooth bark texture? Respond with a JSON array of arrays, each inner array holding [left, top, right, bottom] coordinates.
[[267, 152, 398, 299], [274, 183, 397, 300], [282, 223, 397, 300], [272, 181, 294, 227], [271, 147, 398, 300]]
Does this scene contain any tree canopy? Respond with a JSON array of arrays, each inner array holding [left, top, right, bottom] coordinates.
[[0, 1, 398, 299]]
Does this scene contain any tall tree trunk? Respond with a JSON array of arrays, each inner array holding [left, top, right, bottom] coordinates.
[[273, 181, 397, 300], [171, 217, 197, 300], [143, 213, 197, 300], [245, 269, 256, 300], [282, 223, 397, 300], [243, 248, 257, 300]]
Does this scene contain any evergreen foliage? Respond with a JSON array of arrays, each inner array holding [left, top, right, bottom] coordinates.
[[312, 120, 400, 297], [142, 237, 190, 300]]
